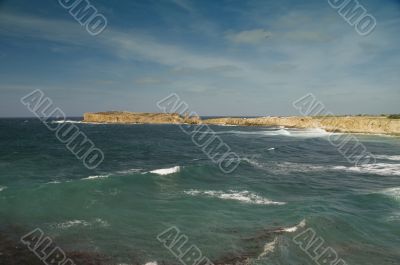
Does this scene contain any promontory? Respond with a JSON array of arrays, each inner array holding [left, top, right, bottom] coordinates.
[[83, 112, 400, 136]]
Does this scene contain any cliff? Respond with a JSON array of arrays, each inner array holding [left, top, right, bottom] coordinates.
[[203, 116, 400, 135], [83, 111, 200, 124], [83, 112, 400, 135]]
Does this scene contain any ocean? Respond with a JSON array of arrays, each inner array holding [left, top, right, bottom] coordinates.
[[0, 118, 399, 265]]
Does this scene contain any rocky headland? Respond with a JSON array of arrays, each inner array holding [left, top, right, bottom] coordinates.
[[83, 112, 400, 135]]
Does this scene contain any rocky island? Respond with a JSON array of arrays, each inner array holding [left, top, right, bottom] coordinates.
[[83, 112, 400, 135]]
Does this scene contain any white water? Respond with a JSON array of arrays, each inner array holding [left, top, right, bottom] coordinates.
[[374, 155, 400, 161], [150, 166, 181, 175], [82, 174, 110, 180], [52, 218, 109, 229], [209, 128, 333, 138], [184, 190, 286, 205]]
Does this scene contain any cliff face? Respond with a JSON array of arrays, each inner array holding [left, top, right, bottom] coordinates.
[[83, 112, 200, 124], [203, 116, 400, 135], [83, 112, 400, 135]]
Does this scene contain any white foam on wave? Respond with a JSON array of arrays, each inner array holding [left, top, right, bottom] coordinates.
[[265, 161, 400, 177], [50, 120, 105, 125], [149, 166, 181, 175], [82, 174, 110, 180], [213, 129, 291, 136], [374, 155, 400, 161], [117, 168, 142, 175], [0, 186, 7, 192], [144, 262, 158, 265], [184, 190, 286, 205], [51, 120, 82, 124], [54, 220, 90, 229], [331, 163, 400, 177], [258, 237, 278, 258], [209, 128, 332, 138], [379, 187, 400, 200], [52, 218, 109, 229], [281, 219, 306, 233], [242, 158, 264, 168], [46, 180, 62, 184]]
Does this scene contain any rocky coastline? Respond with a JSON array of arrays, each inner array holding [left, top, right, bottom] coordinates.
[[83, 112, 400, 135]]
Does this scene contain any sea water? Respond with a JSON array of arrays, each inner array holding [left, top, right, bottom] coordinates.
[[0, 118, 399, 265]]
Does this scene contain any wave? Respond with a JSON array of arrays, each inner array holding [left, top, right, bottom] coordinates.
[[209, 128, 333, 138], [258, 237, 278, 258], [50, 120, 105, 125], [82, 174, 110, 180], [46, 180, 62, 184], [374, 155, 400, 161], [257, 219, 306, 258], [0, 186, 7, 192], [211, 129, 291, 136], [51, 120, 83, 124], [184, 190, 286, 205], [149, 166, 181, 175], [52, 218, 109, 229], [242, 158, 264, 168], [261, 161, 400, 177], [379, 187, 400, 200], [279, 219, 306, 233], [143, 262, 158, 265], [331, 163, 400, 177], [116, 168, 142, 175]]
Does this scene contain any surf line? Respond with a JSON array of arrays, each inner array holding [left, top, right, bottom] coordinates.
[[293, 227, 348, 265]]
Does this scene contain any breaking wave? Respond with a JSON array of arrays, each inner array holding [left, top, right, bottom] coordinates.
[[116, 168, 142, 175], [82, 174, 110, 180], [149, 166, 181, 175], [0, 186, 7, 192], [209, 128, 333, 138], [331, 163, 400, 177], [256, 161, 400, 177], [184, 190, 286, 205], [379, 187, 400, 200], [51, 120, 83, 124], [51, 218, 109, 229], [258, 237, 278, 258], [258, 219, 306, 258], [374, 155, 400, 161], [279, 219, 307, 233]]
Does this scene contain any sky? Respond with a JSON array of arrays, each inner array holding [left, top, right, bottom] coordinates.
[[0, 0, 399, 117]]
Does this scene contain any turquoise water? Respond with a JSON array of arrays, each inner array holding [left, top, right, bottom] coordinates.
[[0, 118, 399, 265]]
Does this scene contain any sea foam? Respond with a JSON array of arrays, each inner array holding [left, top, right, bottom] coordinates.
[[281, 219, 306, 233], [184, 190, 286, 205], [379, 187, 400, 200], [331, 163, 400, 177], [149, 166, 181, 175], [374, 155, 400, 161], [209, 128, 332, 138], [82, 174, 110, 180], [51, 120, 83, 124], [258, 237, 278, 258], [52, 218, 109, 229]]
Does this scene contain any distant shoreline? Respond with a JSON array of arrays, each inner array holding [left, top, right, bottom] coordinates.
[[82, 112, 400, 136]]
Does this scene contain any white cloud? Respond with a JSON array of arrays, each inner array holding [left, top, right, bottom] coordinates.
[[225, 29, 271, 44]]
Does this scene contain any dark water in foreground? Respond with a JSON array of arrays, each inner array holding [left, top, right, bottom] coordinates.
[[0, 118, 399, 265]]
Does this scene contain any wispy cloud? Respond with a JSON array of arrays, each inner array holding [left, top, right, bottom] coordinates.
[[225, 29, 271, 44]]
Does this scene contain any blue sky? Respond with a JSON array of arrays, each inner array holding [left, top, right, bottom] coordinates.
[[0, 0, 399, 117]]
